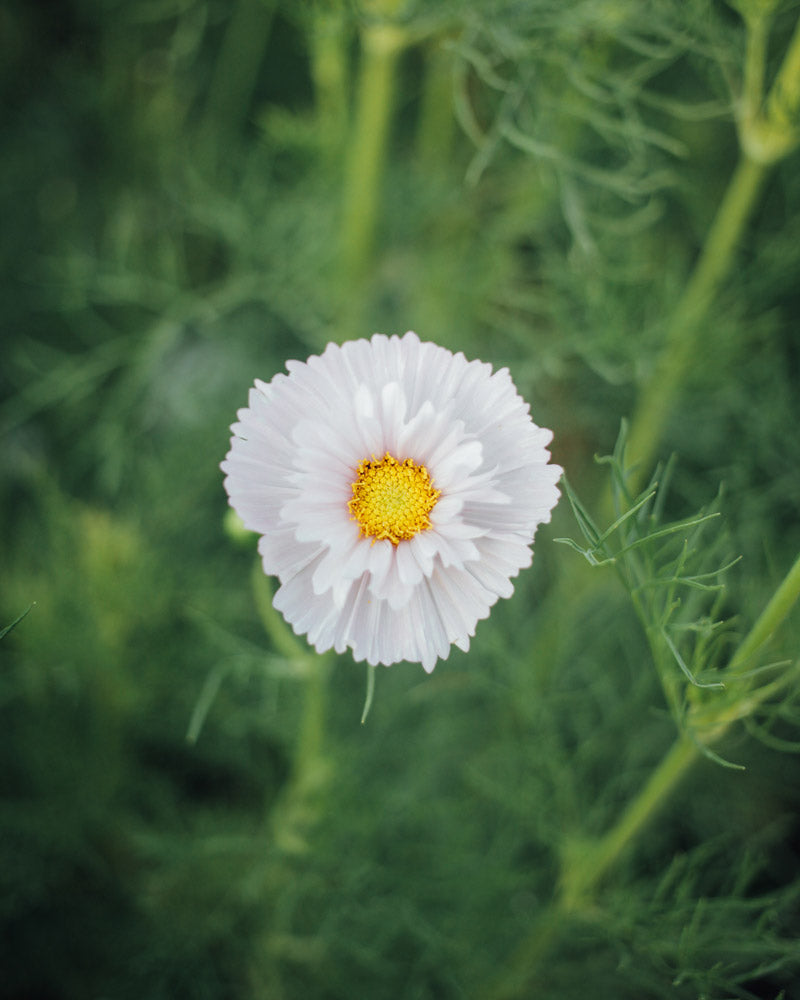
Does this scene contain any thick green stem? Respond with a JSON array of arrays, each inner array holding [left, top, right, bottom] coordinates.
[[339, 22, 406, 333], [251, 560, 311, 668], [416, 40, 457, 174], [251, 562, 331, 852], [483, 737, 697, 1000], [484, 544, 800, 1000], [289, 651, 328, 791], [625, 11, 800, 493], [728, 549, 800, 677], [762, 13, 800, 144], [624, 153, 768, 491], [561, 737, 698, 910], [740, 6, 771, 124], [271, 661, 331, 853], [309, 3, 350, 154]]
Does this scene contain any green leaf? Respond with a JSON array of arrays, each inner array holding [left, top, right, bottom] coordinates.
[[0, 604, 34, 641]]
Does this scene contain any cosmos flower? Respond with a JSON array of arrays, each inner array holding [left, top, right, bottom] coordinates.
[[222, 331, 562, 672]]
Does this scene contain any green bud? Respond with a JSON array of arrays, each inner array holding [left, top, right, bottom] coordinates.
[[223, 507, 257, 548]]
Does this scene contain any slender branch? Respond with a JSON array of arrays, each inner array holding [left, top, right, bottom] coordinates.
[[763, 12, 800, 143], [309, 2, 351, 155], [728, 549, 800, 677], [481, 543, 800, 1000], [562, 738, 698, 911], [740, 4, 771, 125], [416, 39, 457, 174], [251, 562, 332, 852], [625, 11, 800, 493], [624, 153, 768, 492], [339, 21, 407, 328]]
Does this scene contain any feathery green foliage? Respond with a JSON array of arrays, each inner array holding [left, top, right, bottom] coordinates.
[[2, 0, 800, 998]]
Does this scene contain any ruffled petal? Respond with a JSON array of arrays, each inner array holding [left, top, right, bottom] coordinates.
[[222, 330, 563, 672]]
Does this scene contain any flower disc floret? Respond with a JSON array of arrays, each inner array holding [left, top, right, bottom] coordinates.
[[349, 453, 440, 545], [221, 331, 562, 673]]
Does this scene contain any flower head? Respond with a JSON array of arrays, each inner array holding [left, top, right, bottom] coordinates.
[[222, 331, 562, 672]]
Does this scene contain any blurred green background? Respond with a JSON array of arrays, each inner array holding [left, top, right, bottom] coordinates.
[[2, 1, 800, 997]]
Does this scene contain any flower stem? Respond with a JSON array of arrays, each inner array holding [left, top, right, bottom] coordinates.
[[484, 546, 800, 999], [624, 152, 768, 490], [482, 737, 697, 1000], [740, 4, 771, 125], [762, 13, 800, 147], [288, 648, 329, 797], [729, 549, 800, 676], [309, 2, 350, 156], [561, 737, 698, 910], [339, 20, 407, 332], [273, 667, 330, 853], [625, 10, 800, 493], [416, 39, 457, 175], [251, 561, 332, 852], [251, 559, 311, 667]]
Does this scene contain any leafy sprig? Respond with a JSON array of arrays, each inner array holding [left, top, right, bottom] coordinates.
[[558, 424, 799, 761]]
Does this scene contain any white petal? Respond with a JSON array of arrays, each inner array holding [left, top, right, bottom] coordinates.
[[222, 329, 563, 671], [311, 531, 366, 595], [394, 538, 425, 587], [376, 382, 407, 455]]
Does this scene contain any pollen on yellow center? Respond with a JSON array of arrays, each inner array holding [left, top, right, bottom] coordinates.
[[348, 452, 440, 545]]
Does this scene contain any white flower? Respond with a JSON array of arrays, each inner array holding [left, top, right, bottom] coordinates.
[[221, 331, 562, 672]]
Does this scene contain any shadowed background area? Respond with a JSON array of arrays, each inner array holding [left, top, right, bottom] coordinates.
[[2, 1, 800, 998]]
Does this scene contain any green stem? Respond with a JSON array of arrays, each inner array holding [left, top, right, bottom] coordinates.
[[251, 560, 312, 668], [561, 737, 698, 911], [291, 650, 328, 788], [416, 39, 457, 175], [763, 12, 800, 142], [625, 11, 800, 493], [361, 663, 376, 724], [251, 562, 331, 851], [271, 648, 331, 854], [482, 738, 697, 1000], [486, 545, 800, 999], [482, 914, 563, 1000], [309, 3, 350, 155], [740, 6, 771, 125], [728, 549, 800, 677], [624, 152, 768, 491], [339, 22, 407, 332]]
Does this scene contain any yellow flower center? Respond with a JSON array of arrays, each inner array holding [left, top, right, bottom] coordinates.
[[348, 452, 440, 545]]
